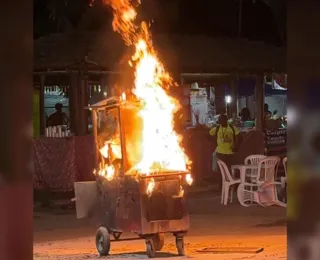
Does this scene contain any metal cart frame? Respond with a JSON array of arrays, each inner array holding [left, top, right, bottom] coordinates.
[[87, 97, 190, 258]]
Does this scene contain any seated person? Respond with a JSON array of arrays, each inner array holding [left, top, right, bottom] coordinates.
[[46, 103, 69, 127], [240, 107, 251, 122]]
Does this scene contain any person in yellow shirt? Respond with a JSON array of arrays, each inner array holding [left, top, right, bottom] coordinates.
[[209, 114, 240, 189]]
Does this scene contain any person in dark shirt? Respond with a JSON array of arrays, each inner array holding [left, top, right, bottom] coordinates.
[[46, 103, 69, 126], [264, 103, 272, 119], [240, 107, 251, 121]]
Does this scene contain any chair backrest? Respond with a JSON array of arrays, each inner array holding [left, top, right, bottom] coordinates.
[[283, 157, 287, 177], [257, 156, 280, 182], [254, 181, 286, 207], [217, 159, 233, 182], [245, 154, 267, 165]]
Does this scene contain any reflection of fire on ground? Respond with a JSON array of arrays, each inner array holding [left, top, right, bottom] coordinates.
[[93, 0, 193, 196]]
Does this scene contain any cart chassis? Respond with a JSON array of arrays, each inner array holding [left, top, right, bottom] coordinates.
[[96, 226, 187, 258]]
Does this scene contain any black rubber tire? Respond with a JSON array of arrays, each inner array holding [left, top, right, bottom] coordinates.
[[146, 239, 156, 258], [95, 227, 111, 256], [176, 237, 185, 256], [152, 233, 165, 251]]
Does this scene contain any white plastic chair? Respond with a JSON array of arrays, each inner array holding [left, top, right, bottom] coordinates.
[[217, 160, 241, 205], [283, 157, 287, 177], [244, 154, 267, 181], [244, 154, 267, 165], [237, 181, 286, 208], [252, 156, 280, 184]]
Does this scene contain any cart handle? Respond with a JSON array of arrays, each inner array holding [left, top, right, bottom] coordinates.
[[138, 171, 191, 179]]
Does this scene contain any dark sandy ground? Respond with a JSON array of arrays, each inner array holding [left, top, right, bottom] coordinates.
[[34, 192, 286, 259]]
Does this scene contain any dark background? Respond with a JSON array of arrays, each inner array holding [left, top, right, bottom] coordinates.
[[3, 0, 320, 259], [34, 0, 286, 46]]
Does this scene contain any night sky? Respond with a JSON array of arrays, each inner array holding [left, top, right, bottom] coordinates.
[[34, 0, 285, 46]]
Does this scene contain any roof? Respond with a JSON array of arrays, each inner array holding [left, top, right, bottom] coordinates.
[[35, 31, 285, 73]]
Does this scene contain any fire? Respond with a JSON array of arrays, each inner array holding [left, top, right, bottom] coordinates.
[[121, 92, 126, 101], [146, 178, 155, 197], [185, 174, 193, 186], [131, 38, 188, 175], [99, 141, 122, 159], [97, 164, 115, 181], [95, 0, 192, 195]]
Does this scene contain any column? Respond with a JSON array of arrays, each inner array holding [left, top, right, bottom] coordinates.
[[255, 74, 264, 130], [230, 75, 238, 118], [39, 74, 46, 135], [77, 75, 86, 135], [69, 73, 78, 134], [83, 76, 89, 134]]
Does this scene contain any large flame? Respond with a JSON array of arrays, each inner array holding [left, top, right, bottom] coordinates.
[[96, 0, 192, 191]]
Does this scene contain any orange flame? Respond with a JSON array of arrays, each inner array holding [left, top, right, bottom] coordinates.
[[97, 0, 192, 194], [121, 92, 127, 101], [96, 164, 115, 181], [186, 174, 193, 186], [146, 178, 155, 197]]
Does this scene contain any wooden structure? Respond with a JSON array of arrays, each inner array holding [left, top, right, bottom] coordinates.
[[177, 37, 285, 129], [34, 31, 285, 135], [34, 32, 124, 135]]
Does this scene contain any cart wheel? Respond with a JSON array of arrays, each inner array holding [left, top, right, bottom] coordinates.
[[152, 233, 165, 251], [146, 239, 156, 258], [95, 227, 111, 256], [176, 237, 185, 256]]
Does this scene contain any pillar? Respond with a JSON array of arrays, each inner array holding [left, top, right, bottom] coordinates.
[[230, 75, 237, 118], [39, 74, 46, 135], [69, 73, 78, 134], [83, 76, 89, 134], [255, 74, 264, 130], [92, 110, 99, 168], [77, 75, 86, 135], [101, 73, 108, 96]]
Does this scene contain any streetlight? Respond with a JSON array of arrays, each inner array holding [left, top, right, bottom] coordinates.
[[225, 95, 232, 117]]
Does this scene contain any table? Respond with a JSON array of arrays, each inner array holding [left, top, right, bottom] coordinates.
[[231, 164, 276, 184], [231, 164, 259, 183]]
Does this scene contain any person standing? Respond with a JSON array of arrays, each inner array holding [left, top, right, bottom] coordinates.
[[264, 103, 272, 119], [210, 114, 240, 190]]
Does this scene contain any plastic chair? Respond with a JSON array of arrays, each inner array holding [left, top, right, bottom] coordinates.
[[217, 160, 241, 205], [244, 154, 267, 165], [283, 157, 287, 177], [244, 154, 267, 182], [237, 181, 286, 208], [244, 154, 267, 178], [253, 156, 280, 184]]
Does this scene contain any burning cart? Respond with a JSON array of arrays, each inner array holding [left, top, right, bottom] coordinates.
[[76, 96, 192, 258]]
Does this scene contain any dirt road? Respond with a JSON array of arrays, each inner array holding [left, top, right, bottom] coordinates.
[[34, 195, 286, 260]]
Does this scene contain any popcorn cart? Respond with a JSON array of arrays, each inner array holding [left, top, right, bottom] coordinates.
[[76, 96, 191, 258]]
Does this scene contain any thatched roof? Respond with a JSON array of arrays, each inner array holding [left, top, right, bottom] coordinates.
[[35, 31, 285, 73]]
